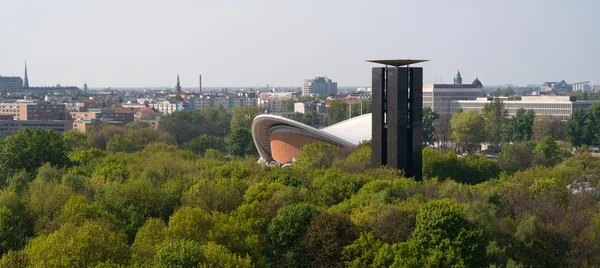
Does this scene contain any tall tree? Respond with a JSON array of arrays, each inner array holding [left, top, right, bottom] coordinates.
[[230, 107, 259, 131], [422, 107, 440, 146], [159, 109, 231, 145], [326, 100, 348, 126], [0, 129, 68, 184], [482, 98, 507, 150], [534, 115, 566, 142], [507, 108, 535, 142], [566, 108, 588, 147], [585, 102, 600, 145], [434, 115, 452, 150], [450, 110, 486, 153], [350, 101, 372, 117], [228, 128, 257, 157], [533, 136, 563, 166]]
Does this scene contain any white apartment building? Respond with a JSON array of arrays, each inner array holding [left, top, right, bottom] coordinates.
[[191, 95, 258, 110], [302, 77, 337, 97], [451, 96, 598, 120], [148, 101, 184, 115]]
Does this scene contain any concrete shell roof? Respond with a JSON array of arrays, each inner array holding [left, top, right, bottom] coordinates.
[[251, 114, 372, 162]]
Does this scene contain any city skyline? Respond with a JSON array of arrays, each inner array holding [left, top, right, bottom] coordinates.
[[1, 0, 598, 87]]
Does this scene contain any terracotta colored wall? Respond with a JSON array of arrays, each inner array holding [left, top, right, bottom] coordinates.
[[270, 132, 321, 164]]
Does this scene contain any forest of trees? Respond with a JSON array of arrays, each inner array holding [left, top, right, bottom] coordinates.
[[0, 104, 600, 267]]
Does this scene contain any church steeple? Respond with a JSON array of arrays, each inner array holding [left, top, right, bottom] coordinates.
[[24, 61, 29, 89], [175, 74, 182, 94], [454, 69, 462, 85]]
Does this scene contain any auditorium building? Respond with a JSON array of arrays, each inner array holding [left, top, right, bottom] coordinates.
[[251, 113, 371, 165]]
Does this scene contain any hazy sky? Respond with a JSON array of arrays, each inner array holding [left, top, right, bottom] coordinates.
[[1, 0, 598, 88]]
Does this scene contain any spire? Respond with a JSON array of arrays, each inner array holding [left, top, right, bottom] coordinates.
[[454, 69, 462, 85], [23, 61, 29, 89], [175, 74, 182, 94]]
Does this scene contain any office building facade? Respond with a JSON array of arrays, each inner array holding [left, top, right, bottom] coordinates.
[[302, 77, 337, 97], [0, 76, 24, 92], [0, 102, 66, 120], [423, 72, 484, 116], [451, 96, 598, 120]]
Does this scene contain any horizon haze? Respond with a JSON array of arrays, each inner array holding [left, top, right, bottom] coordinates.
[[1, 0, 598, 88]]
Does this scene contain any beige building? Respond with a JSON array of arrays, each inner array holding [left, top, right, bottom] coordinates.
[[451, 96, 598, 120], [71, 108, 134, 133], [0, 102, 66, 120]]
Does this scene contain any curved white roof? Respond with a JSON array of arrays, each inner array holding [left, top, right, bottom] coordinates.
[[251, 114, 372, 163], [321, 113, 372, 145]]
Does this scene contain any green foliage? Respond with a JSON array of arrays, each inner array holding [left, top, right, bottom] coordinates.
[[567, 108, 591, 147], [24, 220, 130, 268], [154, 240, 252, 268], [0, 129, 68, 184], [159, 109, 230, 145], [62, 130, 87, 150], [1, 111, 599, 267], [166, 207, 213, 243], [533, 136, 563, 166], [334, 144, 371, 172], [302, 213, 359, 267], [154, 239, 204, 268], [0, 191, 33, 256], [342, 232, 385, 268], [131, 218, 166, 265], [533, 114, 565, 142], [423, 107, 440, 146], [182, 134, 226, 155], [450, 110, 487, 153], [326, 99, 348, 125], [106, 134, 136, 153], [309, 170, 368, 206], [294, 141, 342, 170], [267, 203, 320, 267], [86, 124, 125, 150], [499, 143, 534, 173], [230, 106, 259, 131], [423, 148, 499, 184], [228, 128, 257, 157], [507, 108, 535, 142], [483, 98, 508, 149], [183, 179, 244, 213], [371, 205, 417, 243], [394, 199, 486, 267]]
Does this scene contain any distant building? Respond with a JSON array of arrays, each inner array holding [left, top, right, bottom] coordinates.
[[423, 71, 484, 116], [175, 74, 182, 95], [454, 70, 463, 85], [71, 108, 134, 133], [302, 77, 337, 97], [189, 95, 258, 111], [0, 76, 23, 92], [148, 101, 184, 115], [541, 80, 571, 91], [0, 117, 73, 135], [294, 101, 326, 114], [451, 96, 598, 120], [259, 98, 287, 113], [70, 108, 134, 124], [23, 62, 29, 89], [252, 114, 370, 164], [572, 81, 593, 92], [0, 101, 66, 120]]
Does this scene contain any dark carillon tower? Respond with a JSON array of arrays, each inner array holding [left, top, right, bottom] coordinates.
[[368, 59, 428, 181]]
